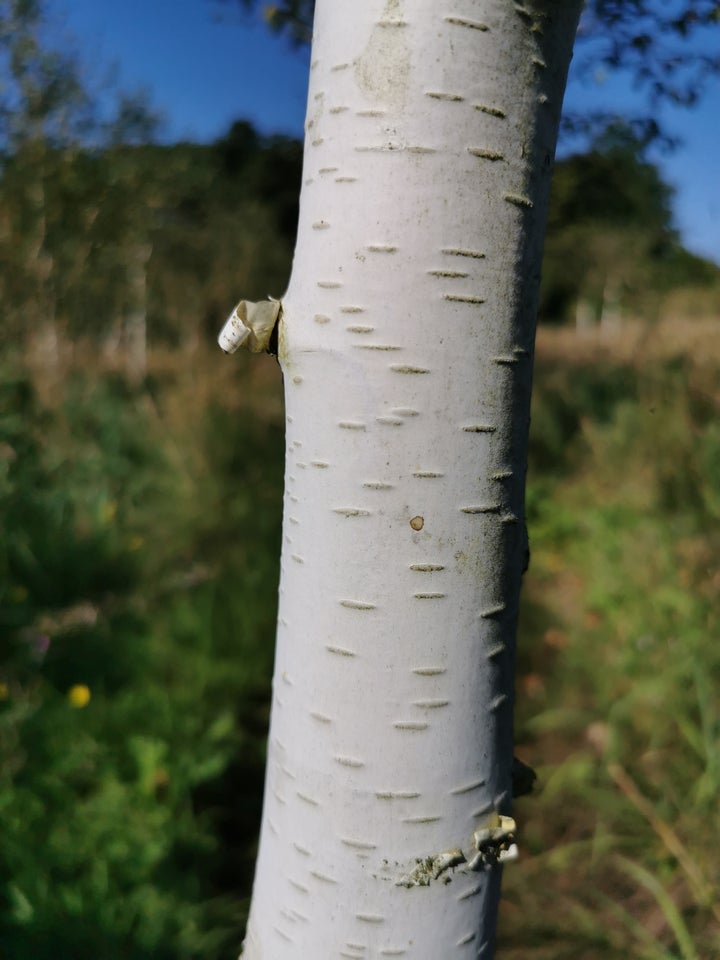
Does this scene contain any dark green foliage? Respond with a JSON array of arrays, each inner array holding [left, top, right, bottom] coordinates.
[[0, 361, 285, 959], [528, 361, 638, 474], [4, 331, 719, 959], [0, 128, 302, 348], [550, 127, 674, 235], [212, 122, 303, 242], [0, 1, 302, 353], [501, 348, 720, 959], [540, 129, 720, 325], [0, 19, 294, 947]]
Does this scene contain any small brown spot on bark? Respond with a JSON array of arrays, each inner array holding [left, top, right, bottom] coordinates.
[[410, 516, 424, 531]]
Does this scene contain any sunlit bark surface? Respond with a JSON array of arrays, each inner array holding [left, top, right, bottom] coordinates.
[[242, 2, 581, 957]]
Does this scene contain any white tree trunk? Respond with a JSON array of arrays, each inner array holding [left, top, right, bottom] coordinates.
[[599, 276, 622, 336], [575, 297, 596, 333], [241, 2, 581, 956], [125, 243, 152, 383]]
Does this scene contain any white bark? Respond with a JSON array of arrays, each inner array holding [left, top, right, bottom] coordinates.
[[599, 276, 622, 335], [125, 243, 152, 383], [241, 2, 581, 957], [575, 296, 596, 333]]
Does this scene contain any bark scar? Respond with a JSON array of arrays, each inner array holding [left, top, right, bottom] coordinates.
[[395, 815, 519, 887]]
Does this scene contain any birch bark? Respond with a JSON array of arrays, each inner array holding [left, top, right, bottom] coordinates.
[[240, 2, 582, 956]]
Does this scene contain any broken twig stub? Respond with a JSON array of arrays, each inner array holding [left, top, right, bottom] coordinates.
[[218, 299, 281, 354]]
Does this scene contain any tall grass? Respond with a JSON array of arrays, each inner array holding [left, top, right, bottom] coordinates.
[[1, 328, 718, 958], [502, 340, 720, 959], [0, 349, 284, 959]]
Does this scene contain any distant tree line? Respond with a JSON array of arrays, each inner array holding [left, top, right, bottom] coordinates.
[[541, 126, 719, 328], [0, 115, 302, 369], [0, 0, 303, 372], [2, 115, 716, 361], [1, 0, 718, 372]]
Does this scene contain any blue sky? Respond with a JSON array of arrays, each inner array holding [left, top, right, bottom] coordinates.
[[46, 0, 719, 264]]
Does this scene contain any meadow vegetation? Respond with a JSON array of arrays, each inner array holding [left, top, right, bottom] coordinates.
[[2, 322, 719, 959], [502, 327, 720, 960]]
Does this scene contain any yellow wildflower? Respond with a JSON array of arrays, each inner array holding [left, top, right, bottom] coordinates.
[[68, 684, 91, 708], [101, 500, 118, 525]]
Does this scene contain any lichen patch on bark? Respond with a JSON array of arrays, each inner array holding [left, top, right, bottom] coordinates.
[[396, 849, 465, 887]]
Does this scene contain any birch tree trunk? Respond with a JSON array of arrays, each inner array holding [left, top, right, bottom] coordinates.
[[125, 242, 152, 384], [240, 2, 582, 956]]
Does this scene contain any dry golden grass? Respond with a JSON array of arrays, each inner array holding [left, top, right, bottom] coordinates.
[[536, 315, 720, 369]]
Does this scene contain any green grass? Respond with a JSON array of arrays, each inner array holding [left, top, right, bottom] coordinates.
[[0, 355, 283, 959], [503, 351, 720, 959], [1, 341, 718, 958]]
